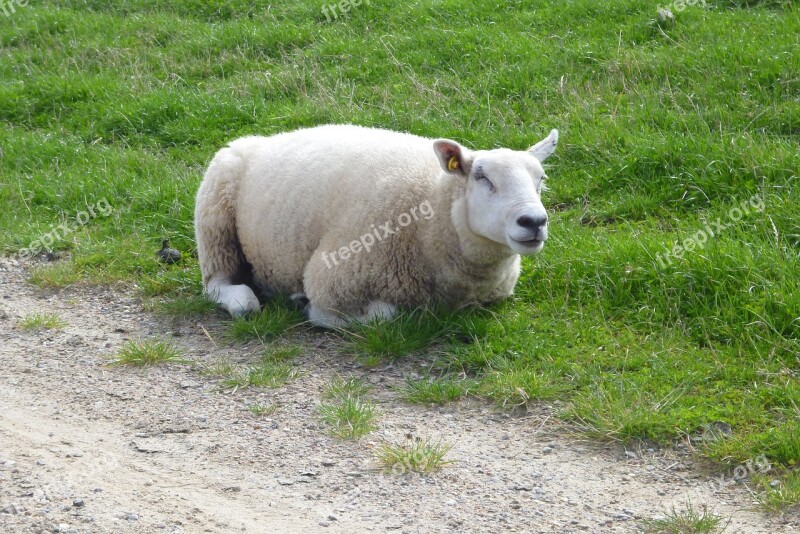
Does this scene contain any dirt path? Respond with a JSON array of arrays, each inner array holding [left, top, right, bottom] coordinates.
[[0, 258, 796, 533]]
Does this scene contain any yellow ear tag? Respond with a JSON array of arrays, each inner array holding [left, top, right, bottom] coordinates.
[[447, 156, 460, 171]]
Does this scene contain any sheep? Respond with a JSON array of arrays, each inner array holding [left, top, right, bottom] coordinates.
[[195, 124, 558, 327]]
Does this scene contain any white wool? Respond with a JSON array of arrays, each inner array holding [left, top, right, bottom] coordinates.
[[195, 124, 558, 327]]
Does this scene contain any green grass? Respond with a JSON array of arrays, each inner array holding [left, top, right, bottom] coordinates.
[[147, 293, 217, 316], [226, 299, 306, 342], [220, 345, 303, 390], [318, 396, 378, 439], [401, 377, 474, 404], [755, 470, 800, 512], [374, 438, 454, 474], [319, 376, 378, 439], [18, 312, 66, 330], [340, 306, 499, 367], [643, 503, 727, 534], [248, 401, 278, 416], [323, 375, 372, 399], [1, 0, 799, 505], [109, 339, 188, 367]]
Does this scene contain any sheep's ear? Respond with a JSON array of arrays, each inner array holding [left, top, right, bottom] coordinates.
[[528, 129, 558, 162], [433, 139, 472, 177]]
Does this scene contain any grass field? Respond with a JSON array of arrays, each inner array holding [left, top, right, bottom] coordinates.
[[1, 0, 798, 507]]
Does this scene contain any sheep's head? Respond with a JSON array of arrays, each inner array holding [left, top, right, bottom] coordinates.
[[433, 129, 558, 255]]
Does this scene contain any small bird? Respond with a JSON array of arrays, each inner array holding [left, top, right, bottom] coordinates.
[[157, 239, 182, 264]]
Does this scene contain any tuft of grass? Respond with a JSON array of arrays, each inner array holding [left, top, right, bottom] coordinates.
[[19, 312, 66, 330], [248, 401, 278, 417], [318, 397, 377, 439], [478, 367, 568, 407], [28, 263, 82, 288], [201, 359, 237, 378], [221, 345, 303, 390], [755, 470, 800, 512], [342, 306, 497, 358], [564, 382, 683, 443], [318, 375, 377, 439], [643, 503, 727, 534], [108, 340, 188, 367], [323, 375, 372, 400], [374, 438, 454, 474], [226, 299, 306, 342], [401, 377, 474, 404]]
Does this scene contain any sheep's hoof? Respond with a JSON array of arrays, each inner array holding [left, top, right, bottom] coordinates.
[[213, 285, 260, 317], [289, 292, 310, 309]]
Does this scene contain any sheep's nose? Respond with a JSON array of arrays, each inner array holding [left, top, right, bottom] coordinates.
[[516, 215, 547, 231]]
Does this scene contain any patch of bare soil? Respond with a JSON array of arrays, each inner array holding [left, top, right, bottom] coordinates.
[[0, 259, 796, 533]]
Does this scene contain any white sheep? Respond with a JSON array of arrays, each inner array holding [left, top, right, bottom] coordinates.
[[195, 124, 558, 327]]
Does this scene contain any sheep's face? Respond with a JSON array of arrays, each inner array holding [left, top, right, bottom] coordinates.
[[433, 130, 558, 256]]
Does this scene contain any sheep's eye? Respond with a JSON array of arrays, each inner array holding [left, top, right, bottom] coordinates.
[[473, 170, 496, 192]]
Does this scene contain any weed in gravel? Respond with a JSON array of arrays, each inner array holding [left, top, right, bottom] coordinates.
[[375, 437, 453, 474], [323, 375, 372, 399], [643, 503, 727, 533], [248, 402, 278, 417], [202, 359, 237, 378], [319, 376, 377, 439], [109, 340, 188, 367], [222, 346, 303, 390], [19, 313, 66, 330], [318, 397, 377, 439], [401, 377, 474, 404]]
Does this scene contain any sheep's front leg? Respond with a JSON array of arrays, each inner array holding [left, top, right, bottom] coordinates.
[[206, 276, 260, 317]]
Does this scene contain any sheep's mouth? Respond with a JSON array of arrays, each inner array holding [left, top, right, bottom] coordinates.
[[512, 238, 544, 248]]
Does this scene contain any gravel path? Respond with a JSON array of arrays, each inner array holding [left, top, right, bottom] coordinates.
[[0, 258, 796, 533]]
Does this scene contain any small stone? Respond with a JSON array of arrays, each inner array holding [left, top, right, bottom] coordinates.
[[321, 460, 337, 467], [72, 499, 84, 508], [624, 451, 637, 460], [36, 459, 46, 466], [278, 479, 295, 486], [1, 504, 19, 514], [318, 521, 330, 527], [327, 515, 337, 521], [542, 447, 554, 454], [770, 479, 781, 488], [124, 512, 139, 521]]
